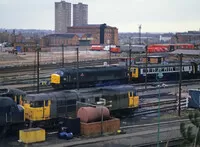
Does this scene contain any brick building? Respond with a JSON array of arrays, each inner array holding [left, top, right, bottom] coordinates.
[[41, 33, 83, 47], [67, 24, 119, 45], [14, 42, 37, 52], [171, 31, 200, 45]]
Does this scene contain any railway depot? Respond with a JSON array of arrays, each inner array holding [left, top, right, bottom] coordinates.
[[0, 45, 200, 147]]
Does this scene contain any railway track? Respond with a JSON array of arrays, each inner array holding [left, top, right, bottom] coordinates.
[[0, 59, 119, 85], [1, 78, 199, 95], [0, 58, 119, 75], [120, 98, 184, 119]]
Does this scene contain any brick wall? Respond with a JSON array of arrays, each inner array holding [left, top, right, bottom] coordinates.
[[80, 118, 120, 136], [68, 25, 119, 45]]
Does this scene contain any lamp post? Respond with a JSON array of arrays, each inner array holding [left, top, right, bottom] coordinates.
[[96, 98, 112, 136], [178, 53, 183, 117], [145, 45, 148, 89], [156, 71, 163, 147], [61, 44, 64, 68], [36, 46, 40, 94], [97, 98, 106, 136], [76, 47, 79, 90]]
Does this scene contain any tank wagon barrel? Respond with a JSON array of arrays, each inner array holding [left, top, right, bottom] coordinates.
[[77, 106, 110, 123]]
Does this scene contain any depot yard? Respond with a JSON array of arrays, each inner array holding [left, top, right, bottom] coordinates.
[[1, 49, 200, 147], [0, 49, 118, 66], [0, 109, 191, 147]]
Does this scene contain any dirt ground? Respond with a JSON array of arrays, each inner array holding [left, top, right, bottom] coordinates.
[[0, 50, 119, 66]]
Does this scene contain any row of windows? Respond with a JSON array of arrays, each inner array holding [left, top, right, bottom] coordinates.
[[141, 66, 191, 73], [29, 99, 78, 108]]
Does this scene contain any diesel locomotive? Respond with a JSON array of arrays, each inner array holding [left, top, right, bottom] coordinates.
[[0, 85, 139, 136], [50, 66, 128, 89], [0, 88, 26, 137]]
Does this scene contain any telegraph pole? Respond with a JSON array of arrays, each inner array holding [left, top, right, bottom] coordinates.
[[62, 44, 64, 68], [178, 53, 183, 117], [145, 45, 148, 90], [36, 47, 40, 94], [128, 37, 132, 83], [129, 49, 132, 83], [109, 44, 111, 65], [76, 47, 79, 90]]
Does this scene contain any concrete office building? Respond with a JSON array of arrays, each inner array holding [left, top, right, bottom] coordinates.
[[73, 3, 88, 26], [55, 1, 71, 33]]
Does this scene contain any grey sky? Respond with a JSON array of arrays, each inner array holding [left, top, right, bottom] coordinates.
[[0, 0, 200, 32]]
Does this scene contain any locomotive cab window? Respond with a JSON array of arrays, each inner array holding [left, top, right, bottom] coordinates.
[[133, 68, 136, 74], [45, 100, 48, 106], [129, 92, 133, 97], [95, 97, 100, 102], [30, 101, 44, 108], [81, 98, 85, 103]]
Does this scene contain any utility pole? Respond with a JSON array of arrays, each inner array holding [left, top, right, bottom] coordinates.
[[76, 47, 79, 90], [62, 44, 64, 68], [109, 44, 111, 65], [156, 72, 163, 147], [129, 48, 132, 83], [145, 45, 148, 90], [36, 47, 40, 94], [178, 53, 183, 117], [127, 37, 132, 82], [139, 24, 142, 45]]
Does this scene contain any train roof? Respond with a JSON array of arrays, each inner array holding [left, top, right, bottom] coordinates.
[[100, 85, 136, 92], [25, 85, 137, 102], [132, 62, 194, 68], [59, 65, 126, 73], [0, 97, 15, 107], [25, 90, 78, 101], [0, 88, 26, 96]]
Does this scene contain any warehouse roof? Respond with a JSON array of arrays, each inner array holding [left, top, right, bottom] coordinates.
[[169, 49, 200, 56], [46, 33, 77, 38]]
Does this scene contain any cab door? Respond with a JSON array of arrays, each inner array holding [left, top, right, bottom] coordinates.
[[43, 100, 51, 119], [191, 62, 197, 74], [25, 100, 51, 121], [128, 91, 139, 108]]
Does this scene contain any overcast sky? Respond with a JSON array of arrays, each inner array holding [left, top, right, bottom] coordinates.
[[0, 0, 200, 32]]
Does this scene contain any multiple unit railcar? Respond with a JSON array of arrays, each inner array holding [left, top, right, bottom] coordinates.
[[130, 62, 200, 82]]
